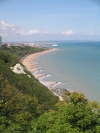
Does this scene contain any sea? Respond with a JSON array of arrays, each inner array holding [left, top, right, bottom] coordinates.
[[37, 41, 100, 102]]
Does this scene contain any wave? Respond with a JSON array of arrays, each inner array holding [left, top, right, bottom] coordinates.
[[51, 82, 62, 88], [33, 71, 39, 74], [39, 69, 43, 72], [39, 74, 52, 81]]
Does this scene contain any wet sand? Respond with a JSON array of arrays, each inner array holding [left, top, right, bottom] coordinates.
[[22, 48, 59, 89]]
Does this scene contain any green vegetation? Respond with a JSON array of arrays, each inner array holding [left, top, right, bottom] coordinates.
[[0, 46, 100, 132], [1, 45, 49, 64], [0, 46, 58, 132], [30, 92, 100, 133]]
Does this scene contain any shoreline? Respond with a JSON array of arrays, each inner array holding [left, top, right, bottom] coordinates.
[[21, 48, 63, 100], [22, 48, 57, 78]]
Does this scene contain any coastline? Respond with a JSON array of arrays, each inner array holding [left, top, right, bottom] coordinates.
[[22, 48, 57, 79], [21, 48, 63, 100], [21, 42, 100, 103]]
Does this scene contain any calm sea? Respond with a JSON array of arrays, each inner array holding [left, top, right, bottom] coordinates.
[[37, 41, 100, 102]]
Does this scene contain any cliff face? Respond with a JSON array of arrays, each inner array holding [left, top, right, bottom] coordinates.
[[10, 63, 26, 74]]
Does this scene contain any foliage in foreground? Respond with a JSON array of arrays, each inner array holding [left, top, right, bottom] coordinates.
[[29, 92, 100, 133], [0, 76, 41, 132]]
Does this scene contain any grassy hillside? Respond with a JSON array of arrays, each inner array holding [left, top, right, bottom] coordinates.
[[0, 46, 58, 108], [0, 46, 58, 132]]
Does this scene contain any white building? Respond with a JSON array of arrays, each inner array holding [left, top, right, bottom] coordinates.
[[0, 36, 2, 47]]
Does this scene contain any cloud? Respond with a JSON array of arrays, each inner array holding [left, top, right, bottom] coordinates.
[[0, 21, 17, 30], [16, 30, 26, 35], [0, 21, 76, 39], [62, 30, 75, 35], [27, 30, 40, 35], [86, 32, 94, 36], [89, 32, 94, 35], [0, 21, 57, 37], [0, 21, 40, 36], [43, 31, 57, 35], [0, 33, 8, 37], [0, 21, 19, 36]]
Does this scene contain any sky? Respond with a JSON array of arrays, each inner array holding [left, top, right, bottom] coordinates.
[[0, 0, 100, 42]]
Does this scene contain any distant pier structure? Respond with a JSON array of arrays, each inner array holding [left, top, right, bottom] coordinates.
[[0, 36, 2, 47]]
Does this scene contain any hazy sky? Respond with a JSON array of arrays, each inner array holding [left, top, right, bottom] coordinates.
[[0, 0, 100, 42]]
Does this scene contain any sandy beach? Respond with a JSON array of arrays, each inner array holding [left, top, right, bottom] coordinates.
[[21, 48, 64, 100], [22, 48, 58, 88]]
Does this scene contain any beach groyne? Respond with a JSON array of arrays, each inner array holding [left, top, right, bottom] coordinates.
[[21, 48, 64, 100]]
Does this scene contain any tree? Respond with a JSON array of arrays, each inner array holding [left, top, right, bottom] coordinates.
[[60, 92, 100, 132], [0, 75, 42, 132], [29, 92, 100, 133]]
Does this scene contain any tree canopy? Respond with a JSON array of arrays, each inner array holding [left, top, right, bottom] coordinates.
[[29, 92, 100, 133], [0, 46, 100, 132]]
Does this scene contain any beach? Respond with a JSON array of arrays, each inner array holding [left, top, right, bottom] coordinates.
[[22, 48, 56, 85], [21, 48, 63, 100], [19, 41, 100, 102]]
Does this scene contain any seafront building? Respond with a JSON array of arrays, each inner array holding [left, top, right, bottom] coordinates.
[[0, 36, 2, 47]]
